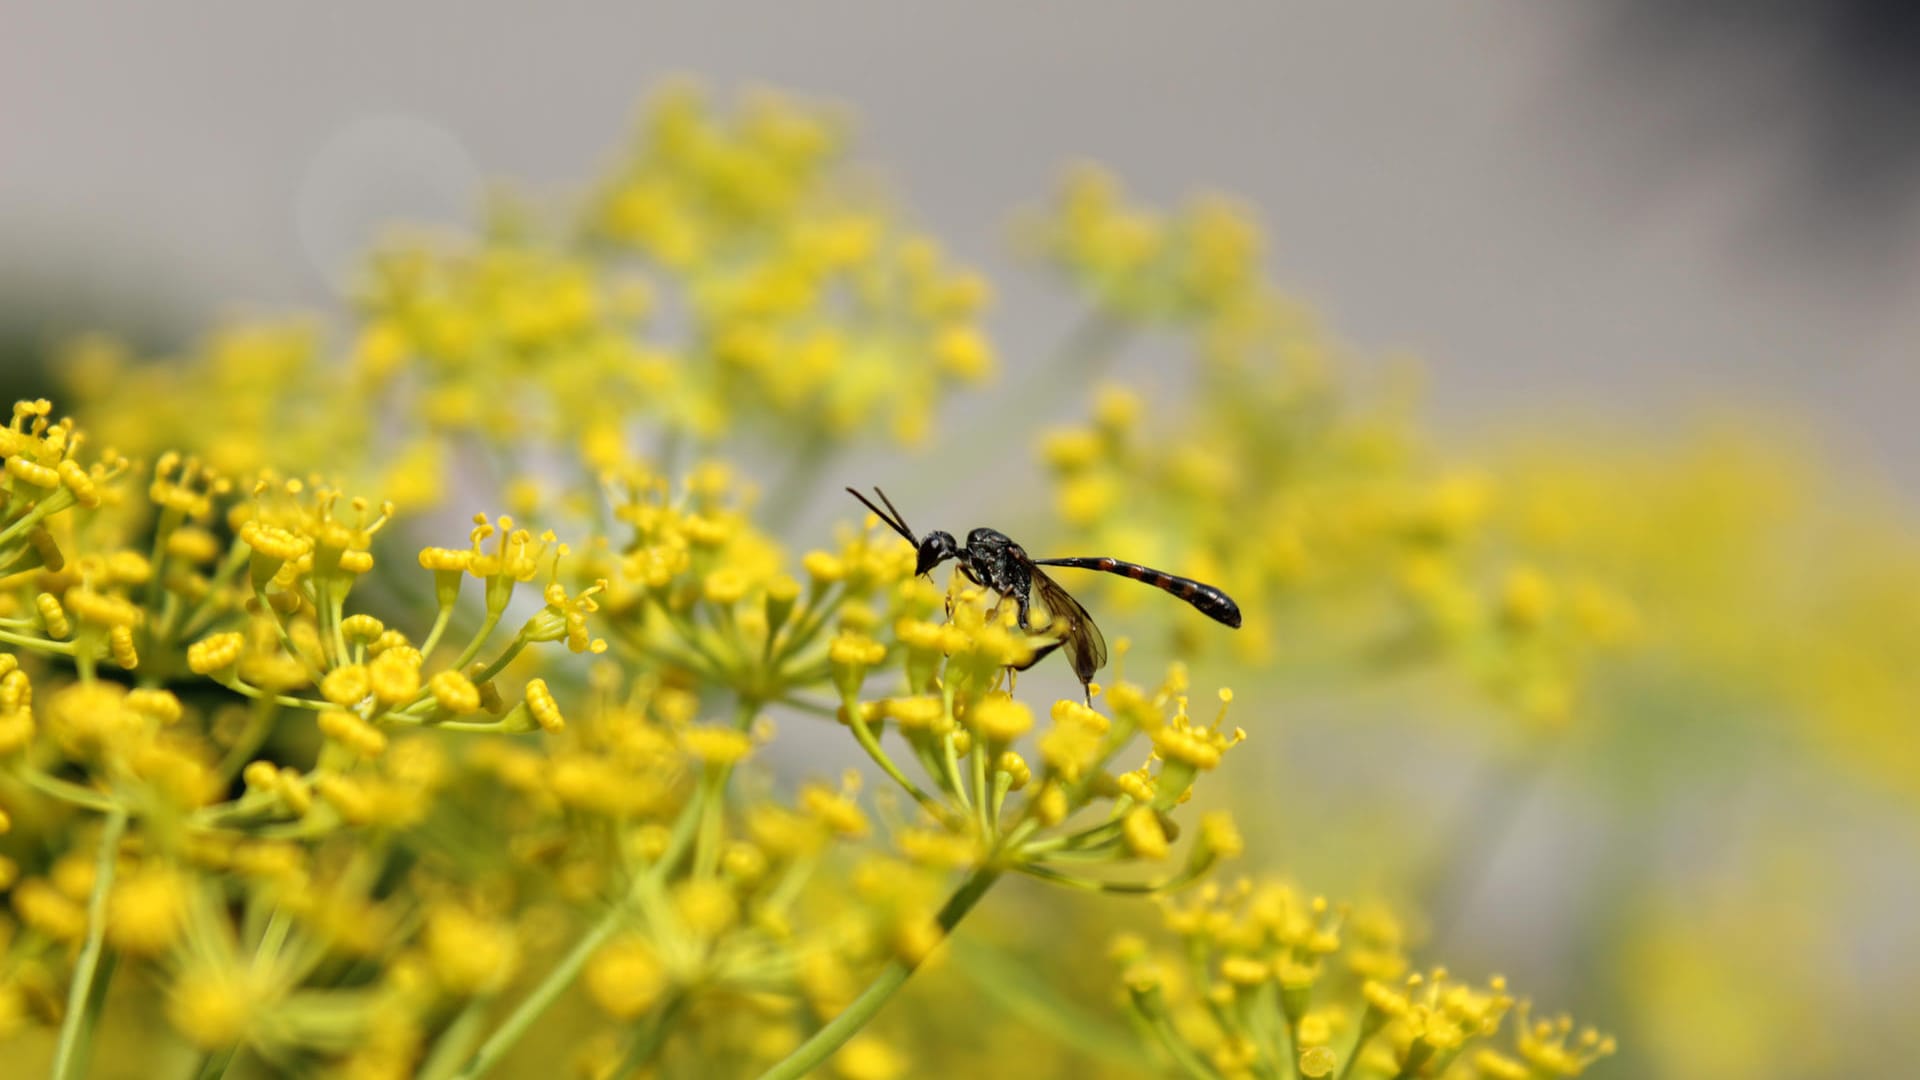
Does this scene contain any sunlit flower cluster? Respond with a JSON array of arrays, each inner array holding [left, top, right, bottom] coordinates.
[[1491, 428, 1920, 800], [1022, 169, 1635, 730], [0, 84, 1626, 1080], [63, 85, 996, 524], [1116, 879, 1612, 1080]]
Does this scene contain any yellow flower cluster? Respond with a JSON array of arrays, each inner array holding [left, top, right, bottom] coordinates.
[[584, 84, 998, 448], [1493, 428, 1920, 801], [63, 85, 996, 535], [1116, 879, 1612, 1080], [1016, 163, 1263, 324], [60, 322, 369, 484], [815, 522, 1249, 898], [1022, 170, 1633, 730], [0, 84, 1625, 1080]]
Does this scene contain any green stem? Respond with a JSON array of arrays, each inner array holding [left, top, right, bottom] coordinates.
[[214, 701, 279, 782], [1420, 732, 1560, 946], [189, 1045, 240, 1080], [68, 951, 117, 1080], [451, 906, 626, 1080], [448, 610, 504, 674], [252, 578, 327, 686], [216, 675, 327, 711], [1331, 1020, 1382, 1080], [843, 704, 946, 820], [652, 696, 759, 880], [419, 604, 456, 662], [0, 487, 75, 548], [468, 635, 530, 686], [0, 625, 77, 655], [419, 995, 493, 1080], [1146, 1010, 1225, 1080], [970, 740, 992, 838], [17, 768, 120, 813], [1016, 861, 1211, 895], [612, 993, 689, 1079], [755, 865, 1002, 1080], [52, 806, 128, 1080]]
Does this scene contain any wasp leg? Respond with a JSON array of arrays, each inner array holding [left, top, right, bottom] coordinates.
[[1010, 638, 1065, 672]]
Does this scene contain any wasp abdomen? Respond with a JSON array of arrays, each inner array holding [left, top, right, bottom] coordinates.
[[1033, 557, 1243, 629]]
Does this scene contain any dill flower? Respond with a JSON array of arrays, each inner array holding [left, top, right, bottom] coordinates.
[[1121, 878, 1612, 1080]]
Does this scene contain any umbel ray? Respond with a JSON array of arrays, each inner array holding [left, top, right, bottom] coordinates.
[[846, 487, 1241, 697]]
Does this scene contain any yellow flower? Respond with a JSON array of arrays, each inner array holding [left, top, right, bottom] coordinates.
[[168, 965, 266, 1049], [1122, 807, 1170, 860], [108, 864, 190, 955], [369, 649, 422, 706], [967, 694, 1033, 744], [321, 664, 372, 706], [801, 781, 869, 838], [186, 632, 245, 675], [585, 935, 668, 1020], [317, 709, 388, 758], [834, 1035, 909, 1080], [524, 677, 565, 732], [424, 905, 519, 996], [428, 669, 482, 714], [680, 725, 754, 765], [673, 878, 739, 939], [12, 878, 88, 941]]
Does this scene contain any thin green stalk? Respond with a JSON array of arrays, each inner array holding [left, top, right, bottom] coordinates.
[[1331, 1020, 1382, 1080], [1016, 861, 1210, 895], [445, 609, 504, 674], [755, 865, 1002, 1080], [419, 603, 456, 662], [0, 487, 75, 547], [0, 625, 77, 655], [52, 806, 128, 1080], [652, 695, 760, 880], [214, 676, 328, 711], [1147, 1011, 1226, 1080], [67, 951, 118, 1080], [142, 505, 183, 614], [693, 764, 728, 879], [1420, 732, 1560, 945], [467, 635, 530, 686], [17, 768, 119, 813], [251, 578, 326, 685], [612, 993, 689, 1079], [214, 700, 279, 782], [969, 740, 992, 837], [189, 1045, 240, 1080], [419, 995, 493, 1080], [451, 906, 625, 1080], [1279, 1011, 1303, 1080], [843, 706, 945, 819]]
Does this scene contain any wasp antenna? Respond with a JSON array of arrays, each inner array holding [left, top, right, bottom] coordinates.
[[874, 487, 916, 541], [846, 487, 917, 545]]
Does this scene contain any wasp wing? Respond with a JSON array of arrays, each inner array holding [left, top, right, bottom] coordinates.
[[1027, 566, 1108, 687]]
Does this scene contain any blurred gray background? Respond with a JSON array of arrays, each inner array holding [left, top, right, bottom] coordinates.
[[4, 1, 1918, 487]]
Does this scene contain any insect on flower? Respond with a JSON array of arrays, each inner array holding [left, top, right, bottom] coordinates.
[[848, 487, 1241, 696]]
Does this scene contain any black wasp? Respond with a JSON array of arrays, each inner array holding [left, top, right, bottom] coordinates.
[[848, 487, 1242, 696]]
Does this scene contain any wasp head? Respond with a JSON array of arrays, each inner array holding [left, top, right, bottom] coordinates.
[[915, 530, 960, 577]]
